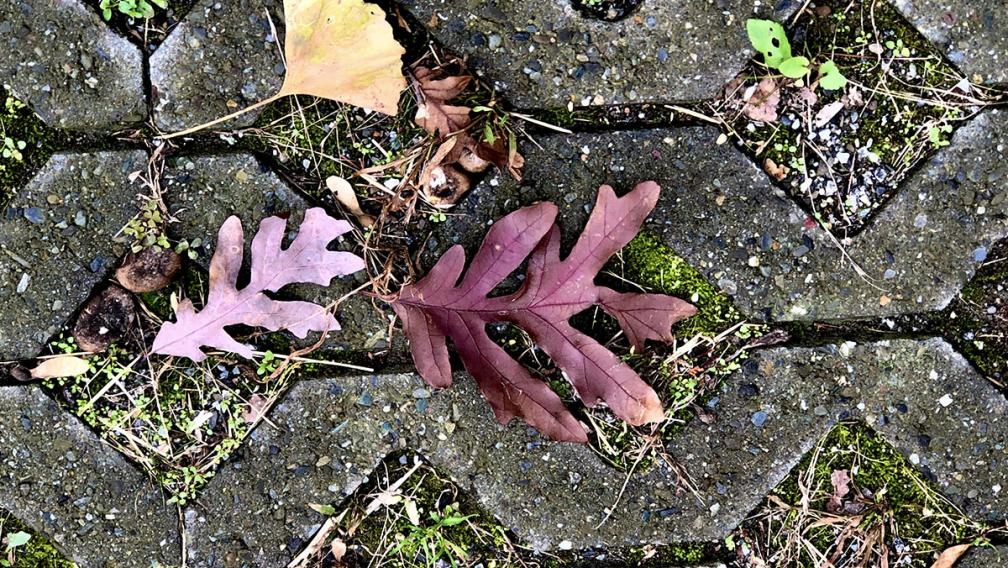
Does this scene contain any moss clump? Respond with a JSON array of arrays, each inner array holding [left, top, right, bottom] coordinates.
[[621, 231, 741, 336], [762, 423, 984, 566], [0, 513, 74, 568], [0, 89, 57, 209]]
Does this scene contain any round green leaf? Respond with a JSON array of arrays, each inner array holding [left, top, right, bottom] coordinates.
[[779, 56, 811, 79], [819, 60, 849, 90], [746, 19, 792, 68]]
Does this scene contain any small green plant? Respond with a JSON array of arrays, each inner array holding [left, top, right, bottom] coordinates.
[[428, 211, 447, 223], [1, 531, 30, 566], [747, 19, 847, 89], [122, 197, 200, 258], [929, 123, 953, 148], [99, 0, 166, 20], [390, 504, 474, 568]]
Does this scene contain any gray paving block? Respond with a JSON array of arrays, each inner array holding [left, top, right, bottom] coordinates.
[[0, 151, 148, 360], [398, 0, 797, 107], [150, 0, 284, 132], [0, 0, 146, 130], [959, 546, 1008, 567], [183, 339, 1008, 559], [161, 154, 390, 355], [431, 111, 1007, 322], [893, 0, 1008, 84], [0, 386, 178, 568]]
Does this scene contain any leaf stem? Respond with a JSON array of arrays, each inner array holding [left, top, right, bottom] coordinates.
[[158, 93, 284, 140]]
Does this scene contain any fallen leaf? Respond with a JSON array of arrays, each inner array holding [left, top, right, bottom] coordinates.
[[330, 539, 347, 561], [413, 67, 473, 138], [474, 135, 525, 182], [827, 469, 851, 512], [425, 165, 472, 206], [798, 86, 818, 107], [30, 356, 90, 379], [242, 393, 270, 424], [391, 182, 697, 442], [280, 0, 406, 115], [151, 208, 365, 361], [742, 78, 781, 123], [763, 158, 787, 181], [326, 176, 375, 227], [814, 101, 845, 128], [930, 544, 971, 568], [880, 295, 892, 306]]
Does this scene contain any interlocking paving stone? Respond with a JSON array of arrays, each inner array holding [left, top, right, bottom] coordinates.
[[0, 151, 147, 361], [0, 0, 145, 130], [397, 0, 796, 108], [161, 153, 391, 355], [149, 0, 283, 132], [430, 112, 1007, 322], [0, 386, 178, 568], [893, 0, 1008, 84], [960, 546, 1008, 567], [185, 338, 1006, 559]]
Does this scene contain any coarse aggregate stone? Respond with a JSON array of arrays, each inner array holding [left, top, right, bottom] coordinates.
[[397, 0, 798, 108], [0, 151, 147, 360], [893, 0, 1008, 84], [0, 0, 146, 130], [161, 153, 391, 356], [430, 114, 1007, 322], [0, 385, 178, 568], [149, 0, 284, 132]]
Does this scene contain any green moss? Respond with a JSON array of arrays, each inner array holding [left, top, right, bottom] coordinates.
[[0, 89, 57, 209], [0, 513, 74, 568], [621, 231, 741, 336], [769, 423, 983, 566]]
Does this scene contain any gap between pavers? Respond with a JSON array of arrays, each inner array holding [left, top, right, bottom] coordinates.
[[0, 150, 148, 361], [182, 338, 1008, 566], [428, 112, 1007, 323], [0, 385, 179, 568], [0, 0, 146, 130]]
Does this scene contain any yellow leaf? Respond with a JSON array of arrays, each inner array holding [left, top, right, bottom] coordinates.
[[30, 356, 90, 379], [280, 0, 406, 115], [931, 544, 971, 568]]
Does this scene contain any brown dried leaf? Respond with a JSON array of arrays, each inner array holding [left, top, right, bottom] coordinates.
[[827, 469, 851, 513], [413, 67, 473, 137], [326, 176, 375, 227], [742, 78, 781, 123], [30, 356, 90, 379], [930, 544, 971, 568]]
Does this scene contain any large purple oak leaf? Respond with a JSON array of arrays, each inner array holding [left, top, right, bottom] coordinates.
[[152, 208, 365, 361], [392, 182, 697, 442]]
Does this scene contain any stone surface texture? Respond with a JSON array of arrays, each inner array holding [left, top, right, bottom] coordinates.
[[0, 0, 145, 130], [150, 0, 284, 132], [162, 154, 391, 355], [960, 546, 1008, 568], [398, 0, 796, 107], [184, 338, 1008, 560], [0, 151, 147, 360], [0, 386, 178, 568], [431, 113, 1007, 322], [893, 0, 1008, 84]]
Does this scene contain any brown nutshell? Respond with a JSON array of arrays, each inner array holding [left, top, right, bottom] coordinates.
[[72, 285, 136, 353], [116, 246, 182, 293]]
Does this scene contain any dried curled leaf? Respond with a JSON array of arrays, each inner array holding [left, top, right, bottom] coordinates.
[[279, 0, 406, 115], [30, 355, 91, 379], [413, 67, 473, 138], [152, 208, 365, 361], [392, 183, 697, 442]]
